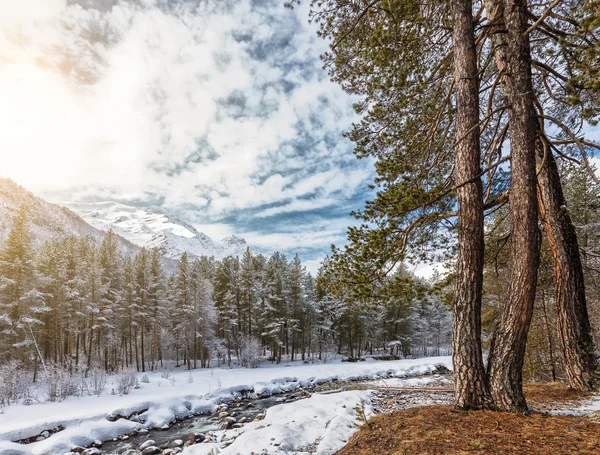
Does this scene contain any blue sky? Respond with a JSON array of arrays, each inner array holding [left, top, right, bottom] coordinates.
[[0, 0, 375, 273]]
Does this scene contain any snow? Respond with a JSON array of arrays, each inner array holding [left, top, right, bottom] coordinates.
[[62, 201, 252, 260], [546, 394, 600, 417], [364, 375, 452, 388], [0, 356, 451, 455], [184, 391, 374, 455]]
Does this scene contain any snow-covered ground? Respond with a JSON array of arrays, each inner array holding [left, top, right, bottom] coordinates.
[[547, 394, 600, 417], [184, 391, 374, 455], [0, 356, 451, 455]]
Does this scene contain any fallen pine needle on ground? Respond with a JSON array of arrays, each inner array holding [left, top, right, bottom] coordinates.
[[335, 383, 600, 455]]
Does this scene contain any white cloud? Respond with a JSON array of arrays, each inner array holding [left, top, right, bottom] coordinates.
[[240, 229, 344, 252], [0, 0, 371, 263]]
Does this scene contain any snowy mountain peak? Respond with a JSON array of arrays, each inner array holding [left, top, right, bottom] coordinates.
[[221, 234, 247, 246], [62, 201, 251, 260]]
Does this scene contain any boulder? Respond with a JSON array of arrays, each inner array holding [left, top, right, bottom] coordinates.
[[141, 447, 161, 455]]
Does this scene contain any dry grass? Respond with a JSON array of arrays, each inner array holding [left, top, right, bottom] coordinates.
[[337, 384, 599, 455]]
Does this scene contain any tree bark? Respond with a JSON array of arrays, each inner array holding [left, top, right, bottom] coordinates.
[[484, 0, 598, 393], [486, 0, 540, 413], [536, 144, 599, 390], [152, 303, 158, 371], [451, 0, 492, 410], [540, 290, 557, 382]]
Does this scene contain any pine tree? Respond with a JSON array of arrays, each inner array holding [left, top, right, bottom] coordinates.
[[0, 206, 36, 355]]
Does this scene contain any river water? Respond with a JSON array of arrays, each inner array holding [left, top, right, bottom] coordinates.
[[100, 395, 286, 454]]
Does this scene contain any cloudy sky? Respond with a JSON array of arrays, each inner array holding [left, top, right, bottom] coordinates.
[[0, 0, 376, 273]]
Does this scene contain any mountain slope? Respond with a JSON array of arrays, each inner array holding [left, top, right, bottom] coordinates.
[[62, 201, 251, 260], [0, 178, 139, 256]]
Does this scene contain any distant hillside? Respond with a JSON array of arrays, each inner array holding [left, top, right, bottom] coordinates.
[[0, 178, 139, 256]]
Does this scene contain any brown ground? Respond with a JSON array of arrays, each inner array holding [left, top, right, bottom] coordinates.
[[524, 383, 590, 410], [336, 383, 600, 455]]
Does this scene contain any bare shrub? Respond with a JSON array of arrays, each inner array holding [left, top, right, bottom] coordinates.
[[0, 360, 28, 408], [141, 374, 150, 384], [115, 369, 137, 395], [88, 368, 108, 396], [239, 335, 261, 368], [40, 363, 77, 402]]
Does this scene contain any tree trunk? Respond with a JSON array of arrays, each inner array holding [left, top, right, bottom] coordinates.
[[536, 145, 598, 390], [451, 0, 491, 410], [152, 304, 158, 371], [140, 317, 146, 373], [484, 0, 597, 396], [487, 0, 540, 413], [540, 290, 557, 382]]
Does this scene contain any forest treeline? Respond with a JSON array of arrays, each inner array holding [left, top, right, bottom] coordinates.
[[0, 205, 450, 381]]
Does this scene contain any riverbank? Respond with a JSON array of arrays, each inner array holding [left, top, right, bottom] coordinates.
[[0, 357, 452, 455]]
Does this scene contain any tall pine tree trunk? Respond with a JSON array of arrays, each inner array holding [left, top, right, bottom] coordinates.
[[140, 317, 146, 373], [540, 290, 557, 382], [152, 304, 158, 371], [451, 0, 491, 410], [487, 0, 540, 413], [536, 145, 598, 390], [484, 0, 598, 393]]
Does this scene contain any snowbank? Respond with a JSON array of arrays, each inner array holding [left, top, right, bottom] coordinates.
[[0, 356, 451, 455], [184, 391, 373, 455]]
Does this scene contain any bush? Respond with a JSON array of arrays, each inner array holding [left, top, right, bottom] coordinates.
[[40, 363, 77, 402], [0, 360, 28, 408], [88, 368, 108, 396], [239, 335, 261, 368], [115, 369, 138, 395]]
